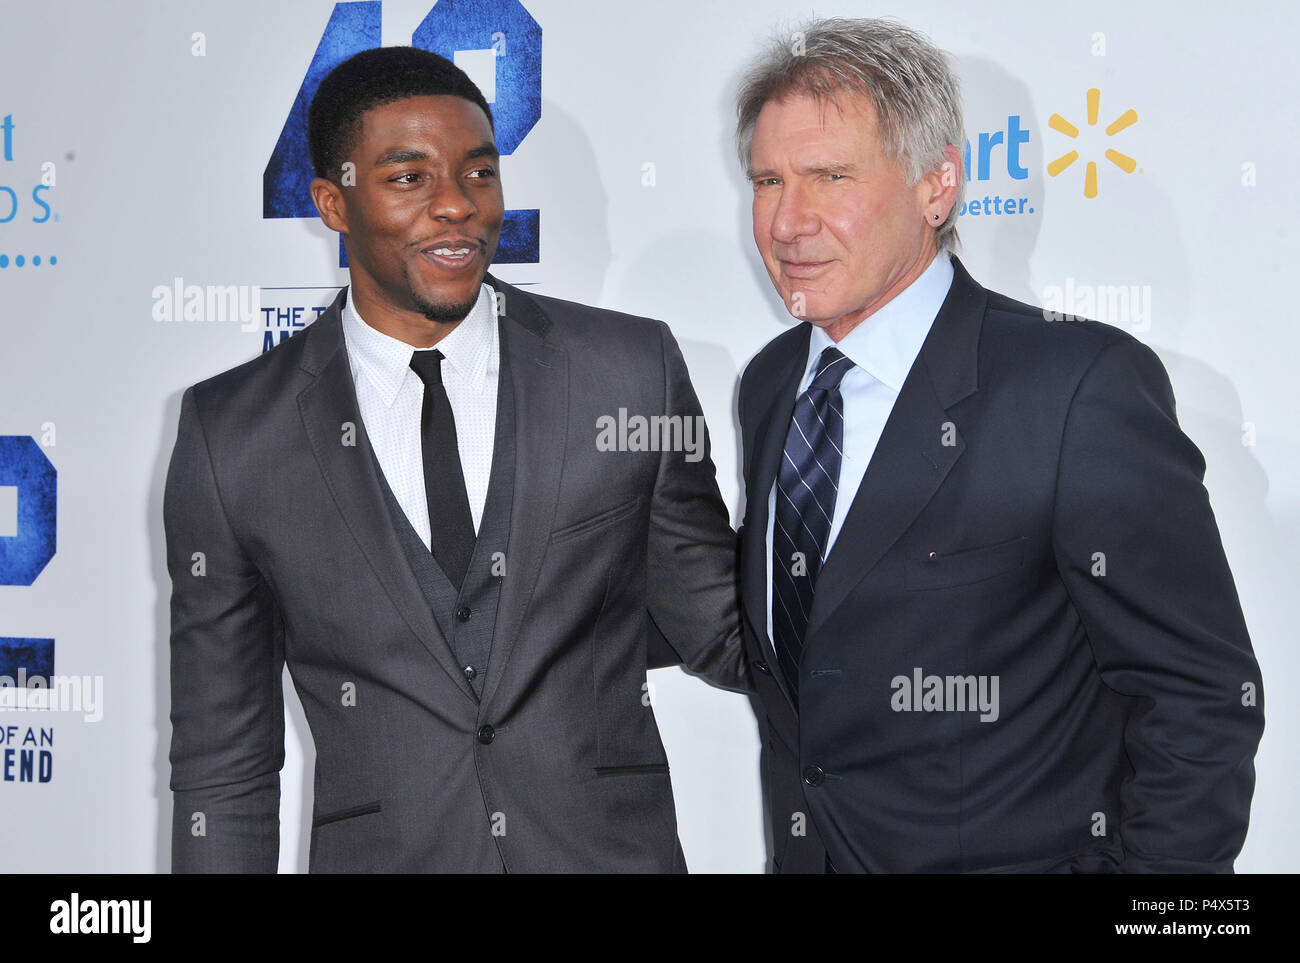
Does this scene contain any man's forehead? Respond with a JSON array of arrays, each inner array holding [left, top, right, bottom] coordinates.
[[357, 94, 493, 136], [750, 90, 882, 170]]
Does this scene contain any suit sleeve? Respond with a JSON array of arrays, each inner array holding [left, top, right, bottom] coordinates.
[[1053, 338, 1264, 872], [643, 321, 753, 694], [165, 387, 284, 872]]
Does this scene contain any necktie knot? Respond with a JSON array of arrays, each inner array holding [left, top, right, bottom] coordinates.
[[808, 346, 853, 393], [409, 349, 446, 387]]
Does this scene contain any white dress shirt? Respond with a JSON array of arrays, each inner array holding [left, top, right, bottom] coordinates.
[[342, 284, 499, 551], [765, 252, 955, 645]]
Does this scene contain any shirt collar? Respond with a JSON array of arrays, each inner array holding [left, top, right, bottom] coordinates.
[[804, 252, 954, 394], [342, 283, 497, 407]]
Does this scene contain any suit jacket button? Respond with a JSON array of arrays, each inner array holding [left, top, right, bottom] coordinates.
[[753, 659, 772, 675], [802, 765, 825, 787], [457, 606, 472, 622], [463, 665, 477, 680], [476, 724, 495, 745]]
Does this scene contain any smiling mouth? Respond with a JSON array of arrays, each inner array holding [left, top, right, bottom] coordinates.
[[779, 258, 832, 279], [416, 239, 484, 272]]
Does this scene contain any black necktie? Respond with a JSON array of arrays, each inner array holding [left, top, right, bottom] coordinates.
[[408, 350, 476, 590], [772, 346, 853, 703]]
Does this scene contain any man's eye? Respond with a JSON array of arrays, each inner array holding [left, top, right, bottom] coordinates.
[[390, 172, 420, 184], [753, 178, 780, 189], [467, 167, 497, 179]]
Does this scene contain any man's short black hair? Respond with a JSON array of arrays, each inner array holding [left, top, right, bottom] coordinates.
[[308, 45, 494, 182]]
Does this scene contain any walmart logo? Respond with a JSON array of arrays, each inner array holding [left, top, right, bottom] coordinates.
[[1048, 88, 1138, 198]]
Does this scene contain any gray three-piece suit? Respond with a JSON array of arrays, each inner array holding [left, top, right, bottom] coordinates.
[[165, 275, 749, 873]]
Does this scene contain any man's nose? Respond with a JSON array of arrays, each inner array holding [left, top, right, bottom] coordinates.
[[427, 177, 475, 221], [768, 181, 816, 243]]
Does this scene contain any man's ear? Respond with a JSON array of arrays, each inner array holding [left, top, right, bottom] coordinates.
[[920, 143, 962, 224], [310, 176, 349, 235]]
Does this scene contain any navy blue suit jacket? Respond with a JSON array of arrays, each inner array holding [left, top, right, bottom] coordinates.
[[737, 257, 1264, 873]]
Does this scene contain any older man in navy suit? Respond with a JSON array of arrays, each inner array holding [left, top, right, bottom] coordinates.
[[733, 17, 1263, 873]]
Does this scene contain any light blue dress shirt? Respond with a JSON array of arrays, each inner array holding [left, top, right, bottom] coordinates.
[[764, 252, 956, 648]]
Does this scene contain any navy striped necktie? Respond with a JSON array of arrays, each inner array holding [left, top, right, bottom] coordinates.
[[772, 345, 853, 702]]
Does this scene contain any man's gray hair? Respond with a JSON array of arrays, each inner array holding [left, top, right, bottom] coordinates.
[[735, 17, 966, 254]]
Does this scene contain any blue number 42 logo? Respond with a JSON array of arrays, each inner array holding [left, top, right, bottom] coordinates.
[[263, 0, 541, 265], [0, 435, 57, 681]]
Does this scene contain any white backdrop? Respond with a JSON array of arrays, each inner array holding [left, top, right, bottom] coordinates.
[[1, 0, 1295, 872]]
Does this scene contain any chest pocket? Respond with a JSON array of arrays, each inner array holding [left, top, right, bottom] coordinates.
[[904, 536, 1025, 591], [550, 496, 641, 545]]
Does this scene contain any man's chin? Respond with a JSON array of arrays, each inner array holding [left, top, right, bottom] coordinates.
[[412, 289, 482, 325], [419, 301, 477, 324]]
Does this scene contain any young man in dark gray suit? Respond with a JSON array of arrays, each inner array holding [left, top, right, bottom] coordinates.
[[734, 18, 1263, 873], [165, 47, 749, 873]]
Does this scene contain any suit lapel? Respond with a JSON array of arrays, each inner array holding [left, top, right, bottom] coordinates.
[[741, 326, 809, 709], [804, 361, 962, 639], [297, 288, 476, 702], [805, 257, 987, 640], [480, 276, 568, 708]]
